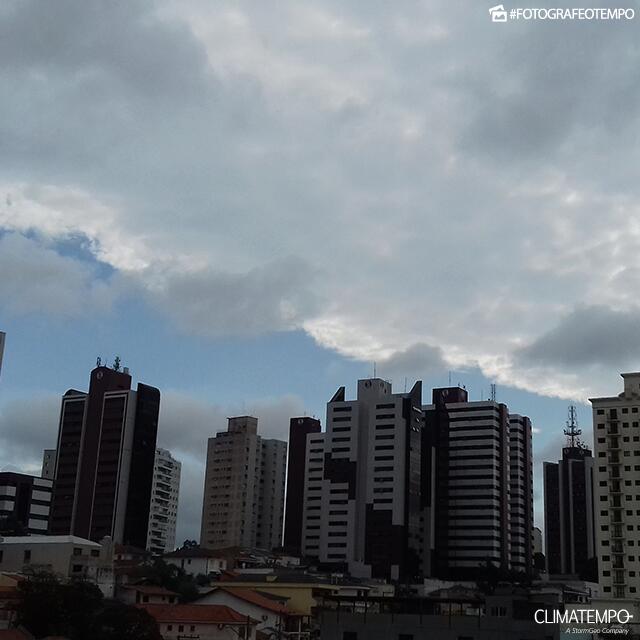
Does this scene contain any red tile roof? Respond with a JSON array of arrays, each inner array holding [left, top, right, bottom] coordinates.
[[214, 588, 296, 615], [140, 604, 256, 625]]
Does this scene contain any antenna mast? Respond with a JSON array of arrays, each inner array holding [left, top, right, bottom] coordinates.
[[564, 404, 582, 448], [490, 383, 496, 402]]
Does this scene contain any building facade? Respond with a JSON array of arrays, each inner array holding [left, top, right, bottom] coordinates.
[[509, 414, 534, 574], [49, 364, 160, 548], [543, 437, 595, 578], [300, 379, 424, 581], [423, 387, 533, 579], [0, 472, 52, 535], [147, 448, 181, 555], [590, 372, 640, 599], [41, 449, 57, 481], [200, 416, 287, 550], [284, 417, 321, 555]]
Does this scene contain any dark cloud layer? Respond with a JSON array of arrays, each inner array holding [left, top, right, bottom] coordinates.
[[517, 306, 640, 368]]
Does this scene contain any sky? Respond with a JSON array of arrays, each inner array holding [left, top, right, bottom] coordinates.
[[0, 0, 639, 545]]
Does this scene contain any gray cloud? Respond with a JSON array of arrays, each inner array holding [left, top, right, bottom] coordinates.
[[0, 0, 639, 398], [0, 233, 118, 316], [516, 305, 640, 368], [376, 343, 448, 382], [0, 394, 60, 473], [147, 257, 322, 338]]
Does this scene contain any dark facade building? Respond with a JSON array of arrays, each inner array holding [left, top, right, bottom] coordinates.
[[0, 472, 53, 535], [424, 387, 533, 579], [543, 413, 595, 579], [49, 364, 160, 548], [284, 417, 321, 554]]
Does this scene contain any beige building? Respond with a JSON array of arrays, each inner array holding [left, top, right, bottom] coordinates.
[[591, 372, 640, 599], [200, 416, 287, 550]]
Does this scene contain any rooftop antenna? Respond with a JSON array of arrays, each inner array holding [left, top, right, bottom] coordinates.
[[448, 371, 452, 386], [404, 377, 408, 393], [564, 404, 582, 448], [96, 356, 102, 367], [373, 362, 377, 378], [113, 355, 121, 372], [490, 383, 496, 402]]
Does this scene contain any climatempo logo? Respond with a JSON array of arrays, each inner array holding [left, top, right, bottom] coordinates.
[[489, 4, 508, 21]]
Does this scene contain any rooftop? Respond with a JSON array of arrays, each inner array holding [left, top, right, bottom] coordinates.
[[140, 604, 255, 625], [0, 536, 101, 547]]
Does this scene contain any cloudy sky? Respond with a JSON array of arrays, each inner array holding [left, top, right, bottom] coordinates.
[[0, 0, 639, 544]]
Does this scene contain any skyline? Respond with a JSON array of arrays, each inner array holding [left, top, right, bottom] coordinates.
[[1, 0, 639, 547], [0, 327, 606, 545]]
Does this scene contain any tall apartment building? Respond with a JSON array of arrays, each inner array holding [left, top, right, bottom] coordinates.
[[200, 416, 287, 551], [284, 417, 321, 554], [147, 448, 181, 555], [423, 387, 533, 579], [49, 364, 160, 548], [41, 449, 57, 480], [591, 372, 640, 599], [509, 414, 534, 574], [257, 437, 288, 550], [300, 379, 424, 581], [0, 472, 53, 534], [543, 407, 596, 578]]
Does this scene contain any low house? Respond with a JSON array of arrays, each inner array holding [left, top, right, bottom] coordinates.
[[217, 573, 337, 616], [0, 536, 114, 597], [118, 584, 178, 605], [195, 586, 307, 638], [164, 548, 228, 577], [140, 604, 256, 640]]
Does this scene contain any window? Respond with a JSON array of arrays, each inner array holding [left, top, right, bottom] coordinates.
[[23, 550, 31, 563], [179, 625, 184, 632], [73, 547, 82, 556], [399, 635, 414, 640], [0, 551, 3, 563]]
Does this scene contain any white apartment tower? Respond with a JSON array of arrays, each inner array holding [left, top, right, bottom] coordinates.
[[200, 416, 287, 551], [591, 373, 640, 599], [300, 379, 423, 581], [147, 448, 181, 555]]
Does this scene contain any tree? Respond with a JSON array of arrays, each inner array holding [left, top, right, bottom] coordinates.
[[88, 600, 162, 640], [130, 558, 200, 602], [16, 572, 103, 640], [15, 573, 161, 640]]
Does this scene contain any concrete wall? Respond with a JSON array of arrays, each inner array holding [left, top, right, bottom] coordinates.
[[319, 611, 560, 640]]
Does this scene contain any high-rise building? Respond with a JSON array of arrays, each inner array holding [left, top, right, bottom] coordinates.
[[423, 387, 533, 579], [41, 449, 57, 480], [509, 414, 534, 574], [147, 448, 181, 555], [257, 437, 288, 550], [543, 407, 596, 578], [300, 379, 424, 581], [284, 417, 321, 554], [49, 364, 160, 548], [0, 472, 53, 534], [591, 373, 640, 599], [200, 416, 287, 550]]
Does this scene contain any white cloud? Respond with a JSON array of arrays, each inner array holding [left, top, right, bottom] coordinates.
[[1, 0, 640, 400]]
